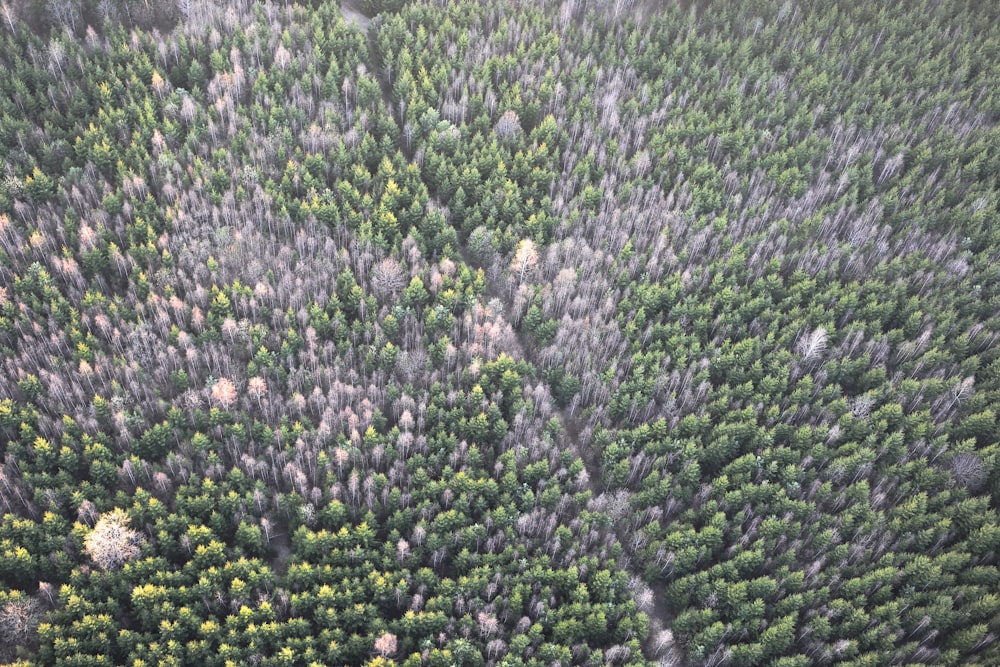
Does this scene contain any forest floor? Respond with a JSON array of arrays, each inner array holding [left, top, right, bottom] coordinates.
[[339, 0, 371, 30], [269, 527, 293, 576], [341, 0, 396, 123]]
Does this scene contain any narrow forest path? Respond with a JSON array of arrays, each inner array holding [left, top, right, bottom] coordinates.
[[346, 5, 681, 656], [268, 527, 293, 576], [457, 247, 680, 664], [547, 374, 679, 664], [340, 0, 396, 118], [339, 0, 371, 31], [557, 397, 679, 664]]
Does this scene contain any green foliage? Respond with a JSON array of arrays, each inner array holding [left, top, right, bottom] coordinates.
[[0, 1, 998, 666]]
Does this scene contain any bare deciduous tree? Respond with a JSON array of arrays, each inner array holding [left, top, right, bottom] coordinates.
[[494, 109, 522, 142], [247, 376, 267, 407], [0, 593, 41, 660], [510, 239, 539, 285], [950, 452, 986, 490], [797, 327, 828, 361], [373, 632, 397, 657], [372, 257, 406, 300], [211, 377, 238, 408]]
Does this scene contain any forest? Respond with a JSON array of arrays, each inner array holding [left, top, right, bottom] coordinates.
[[0, 0, 999, 665]]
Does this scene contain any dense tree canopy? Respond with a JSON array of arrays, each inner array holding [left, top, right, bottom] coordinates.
[[0, 0, 998, 665]]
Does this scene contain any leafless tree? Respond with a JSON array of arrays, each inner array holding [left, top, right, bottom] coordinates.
[[0, 594, 41, 660], [950, 452, 986, 490], [494, 109, 522, 142], [372, 257, 406, 300], [797, 327, 828, 362], [510, 238, 539, 287], [374, 632, 397, 657]]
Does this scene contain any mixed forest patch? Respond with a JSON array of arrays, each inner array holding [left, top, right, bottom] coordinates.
[[0, 0, 999, 666]]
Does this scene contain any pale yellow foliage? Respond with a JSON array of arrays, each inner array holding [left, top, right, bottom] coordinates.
[[84, 508, 143, 571], [510, 239, 538, 283], [373, 632, 398, 657], [211, 377, 237, 408]]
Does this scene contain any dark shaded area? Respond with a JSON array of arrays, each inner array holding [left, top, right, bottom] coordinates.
[[9, 0, 180, 36]]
